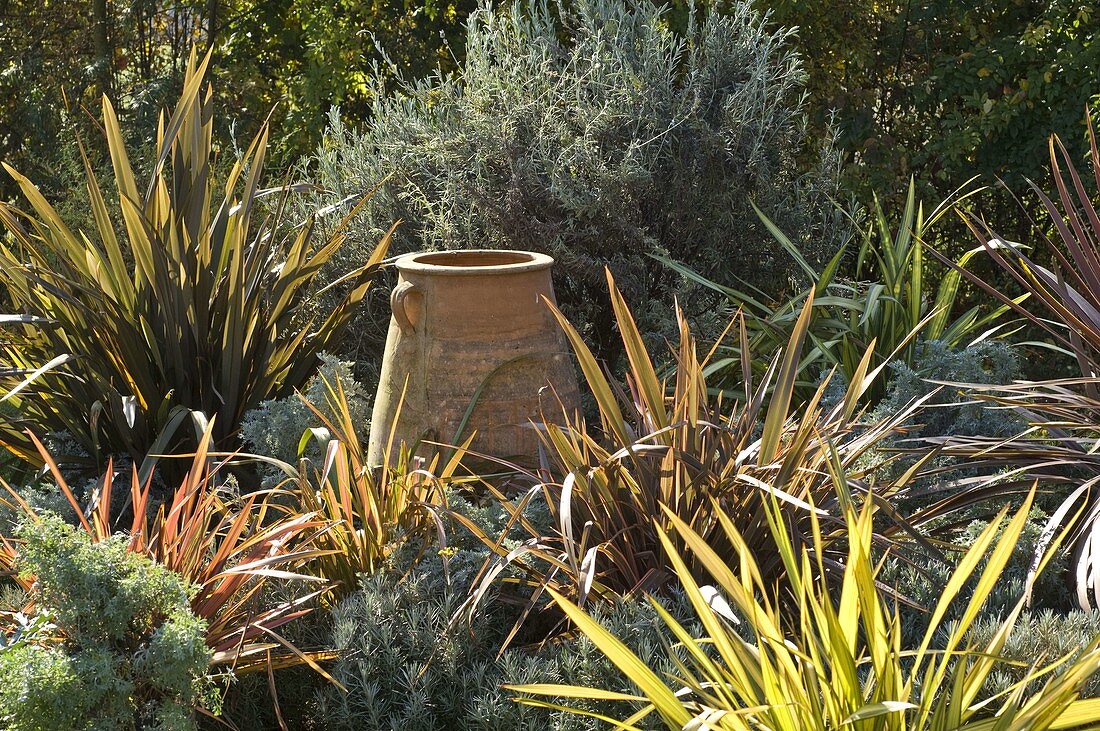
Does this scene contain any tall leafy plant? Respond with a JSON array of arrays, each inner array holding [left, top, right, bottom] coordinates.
[[0, 423, 337, 677], [0, 48, 391, 469], [512, 489, 1100, 730], [665, 179, 1017, 402], [456, 270, 968, 648]]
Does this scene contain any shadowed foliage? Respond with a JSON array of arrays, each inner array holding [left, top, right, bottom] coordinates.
[[0, 48, 391, 472]]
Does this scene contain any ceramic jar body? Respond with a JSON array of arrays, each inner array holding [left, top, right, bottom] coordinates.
[[366, 250, 580, 465]]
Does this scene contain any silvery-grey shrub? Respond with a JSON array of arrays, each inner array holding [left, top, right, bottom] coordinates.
[[240, 353, 372, 487], [309, 492, 698, 730], [303, 0, 851, 368], [872, 339, 1023, 439]]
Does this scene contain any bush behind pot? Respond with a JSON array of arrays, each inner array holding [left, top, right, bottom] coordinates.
[[301, 0, 851, 368]]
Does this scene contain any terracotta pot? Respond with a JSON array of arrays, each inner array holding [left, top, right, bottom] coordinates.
[[367, 249, 581, 465]]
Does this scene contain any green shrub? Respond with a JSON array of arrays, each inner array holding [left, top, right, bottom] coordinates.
[[0, 646, 133, 731], [306, 493, 522, 729], [224, 492, 690, 730], [858, 340, 1022, 507], [758, 0, 1100, 245], [881, 511, 1100, 701], [240, 354, 373, 487], [312, 568, 692, 730], [873, 339, 1022, 439], [967, 609, 1100, 699], [880, 510, 1075, 636], [0, 514, 218, 730], [314, 570, 505, 730], [482, 598, 698, 731], [304, 0, 850, 367], [212, 491, 515, 729]]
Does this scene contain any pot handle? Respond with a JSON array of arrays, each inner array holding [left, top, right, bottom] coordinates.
[[391, 281, 420, 334]]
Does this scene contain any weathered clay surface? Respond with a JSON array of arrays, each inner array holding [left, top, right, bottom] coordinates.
[[367, 250, 581, 465]]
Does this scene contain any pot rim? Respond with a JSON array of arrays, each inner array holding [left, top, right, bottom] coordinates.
[[395, 249, 554, 276]]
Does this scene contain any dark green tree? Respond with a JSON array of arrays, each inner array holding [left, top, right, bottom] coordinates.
[[755, 0, 1099, 242]]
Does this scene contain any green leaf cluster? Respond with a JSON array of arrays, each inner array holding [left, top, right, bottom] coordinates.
[[756, 0, 1099, 242], [0, 514, 217, 731], [668, 179, 1019, 404]]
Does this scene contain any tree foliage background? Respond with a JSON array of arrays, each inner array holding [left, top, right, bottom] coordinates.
[[1, 0, 1098, 285], [0, 0, 475, 203], [760, 0, 1099, 242]]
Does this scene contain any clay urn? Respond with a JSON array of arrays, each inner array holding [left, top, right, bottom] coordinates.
[[366, 249, 581, 466]]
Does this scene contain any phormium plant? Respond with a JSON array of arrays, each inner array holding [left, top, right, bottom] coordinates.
[[1, 422, 338, 677], [456, 270, 979, 648], [513, 489, 1100, 730], [0, 48, 392, 472]]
